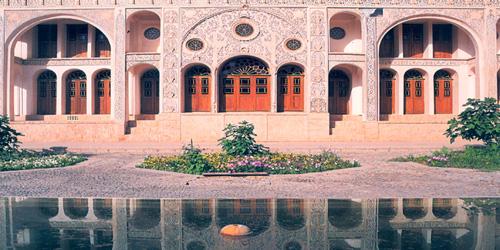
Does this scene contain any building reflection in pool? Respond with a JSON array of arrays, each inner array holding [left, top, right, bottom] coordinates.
[[0, 198, 497, 249]]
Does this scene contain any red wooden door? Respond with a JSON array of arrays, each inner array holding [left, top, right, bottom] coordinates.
[[433, 24, 452, 58], [66, 71, 87, 115], [185, 75, 211, 112], [278, 75, 304, 112], [95, 71, 111, 114], [329, 70, 350, 115], [404, 71, 425, 114], [403, 24, 424, 58], [220, 75, 270, 112], [37, 24, 57, 58], [379, 28, 395, 58], [380, 70, 395, 115], [140, 70, 160, 114], [95, 29, 111, 58], [67, 24, 88, 58], [434, 71, 453, 114], [37, 71, 57, 115]]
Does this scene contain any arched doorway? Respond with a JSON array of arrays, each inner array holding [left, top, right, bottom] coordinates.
[[434, 70, 453, 114], [37, 70, 57, 115], [328, 70, 351, 114], [219, 57, 271, 112], [140, 69, 160, 114], [380, 70, 396, 115], [65, 70, 87, 114], [95, 70, 111, 114], [184, 65, 211, 112], [404, 70, 425, 114], [277, 64, 304, 112]]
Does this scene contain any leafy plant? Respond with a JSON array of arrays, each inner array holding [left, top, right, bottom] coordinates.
[[445, 98, 499, 145], [218, 121, 269, 156], [179, 140, 211, 174], [0, 115, 22, 154]]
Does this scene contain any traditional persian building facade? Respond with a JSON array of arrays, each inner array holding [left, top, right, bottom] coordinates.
[[1, 0, 499, 142]]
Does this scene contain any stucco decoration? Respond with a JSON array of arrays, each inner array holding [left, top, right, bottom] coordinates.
[[363, 9, 379, 121], [379, 58, 474, 67], [20, 58, 111, 66], [0, 12, 4, 115], [162, 9, 180, 113], [4, 9, 115, 45], [309, 200, 327, 249], [180, 8, 307, 71], [126, 53, 161, 69], [309, 9, 328, 113], [112, 8, 126, 122]]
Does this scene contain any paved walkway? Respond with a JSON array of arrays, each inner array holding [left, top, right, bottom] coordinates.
[[1, 143, 498, 199]]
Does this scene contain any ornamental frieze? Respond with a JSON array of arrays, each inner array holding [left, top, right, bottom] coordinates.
[[19, 58, 111, 66], [126, 53, 161, 69], [379, 58, 475, 67], [328, 53, 365, 62]]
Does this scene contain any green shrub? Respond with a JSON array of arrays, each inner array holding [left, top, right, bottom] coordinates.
[[445, 98, 499, 145], [0, 115, 22, 153], [180, 141, 211, 174], [218, 121, 269, 156]]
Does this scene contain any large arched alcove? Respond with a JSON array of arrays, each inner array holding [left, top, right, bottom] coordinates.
[[328, 199, 363, 229], [329, 12, 362, 53], [328, 64, 363, 115], [127, 64, 160, 116], [126, 11, 161, 53], [218, 56, 271, 112]]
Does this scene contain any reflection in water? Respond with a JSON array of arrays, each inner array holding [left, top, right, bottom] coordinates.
[[0, 197, 498, 249]]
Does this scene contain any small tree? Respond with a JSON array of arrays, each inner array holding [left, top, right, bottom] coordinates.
[[445, 98, 499, 146], [218, 121, 269, 156], [0, 116, 22, 153]]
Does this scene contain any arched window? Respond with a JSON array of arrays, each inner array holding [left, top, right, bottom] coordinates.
[[66, 70, 87, 114], [219, 57, 270, 112], [432, 198, 456, 220], [277, 65, 304, 112], [95, 29, 111, 58], [328, 70, 351, 115], [95, 70, 111, 114], [380, 70, 396, 115], [140, 69, 160, 114], [434, 70, 453, 114], [37, 70, 57, 115], [403, 24, 424, 58], [184, 65, 211, 112], [403, 198, 427, 220], [66, 24, 88, 58], [404, 70, 425, 114]]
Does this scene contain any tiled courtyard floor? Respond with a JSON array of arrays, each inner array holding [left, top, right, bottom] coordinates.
[[1, 141, 498, 198]]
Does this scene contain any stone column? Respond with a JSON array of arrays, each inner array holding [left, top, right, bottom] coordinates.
[[87, 25, 95, 58], [112, 199, 128, 250], [307, 199, 328, 249], [162, 9, 181, 113], [424, 22, 433, 58], [484, 8, 498, 99], [396, 25, 403, 58], [112, 8, 126, 124], [86, 70, 94, 115], [56, 72, 64, 115], [362, 9, 379, 121], [57, 22, 65, 58], [161, 199, 182, 250], [0, 10, 5, 115]]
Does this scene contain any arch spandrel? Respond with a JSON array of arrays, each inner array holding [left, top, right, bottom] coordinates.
[[180, 8, 307, 68], [5, 10, 115, 45]]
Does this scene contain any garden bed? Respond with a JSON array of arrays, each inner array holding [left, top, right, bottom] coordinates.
[[391, 146, 499, 171], [0, 150, 87, 172], [138, 151, 360, 175]]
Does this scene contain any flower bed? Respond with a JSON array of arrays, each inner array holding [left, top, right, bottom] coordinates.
[[0, 150, 87, 172], [391, 146, 499, 171], [138, 151, 360, 175]]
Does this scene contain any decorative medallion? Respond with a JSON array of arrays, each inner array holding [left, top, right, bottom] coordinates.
[[186, 38, 204, 51], [144, 27, 160, 40], [330, 27, 346, 40], [235, 23, 254, 37], [286, 39, 302, 50]]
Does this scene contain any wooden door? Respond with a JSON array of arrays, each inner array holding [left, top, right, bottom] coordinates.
[[66, 24, 88, 58], [278, 75, 304, 112], [379, 28, 395, 58], [37, 24, 57, 58], [404, 71, 425, 114], [66, 71, 87, 115], [140, 70, 159, 114], [185, 75, 211, 112], [220, 75, 270, 112], [403, 24, 424, 58], [329, 70, 350, 115], [433, 24, 452, 58], [95, 71, 111, 114], [380, 70, 395, 115], [434, 71, 453, 114], [37, 71, 57, 115], [95, 29, 111, 58]]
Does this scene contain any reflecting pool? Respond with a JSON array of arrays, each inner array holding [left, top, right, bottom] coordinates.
[[0, 197, 498, 249]]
